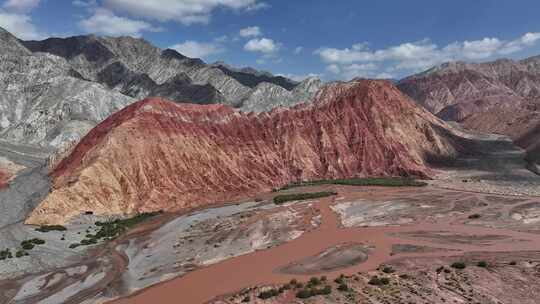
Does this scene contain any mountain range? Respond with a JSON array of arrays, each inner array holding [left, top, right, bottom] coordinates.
[[0, 27, 322, 151], [26, 80, 461, 225], [397, 57, 540, 164]]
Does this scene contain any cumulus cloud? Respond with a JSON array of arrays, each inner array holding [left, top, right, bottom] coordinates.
[[72, 0, 97, 8], [316, 32, 540, 80], [169, 40, 224, 59], [103, 0, 268, 25], [244, 37, 279, 54], [78, 8, 161, 36], [293, 46, 303, 54], [2, 0, 40, 13], [239, 26, 261, 37], [0, 10, 44, 39], [277, 73, 320, 82]]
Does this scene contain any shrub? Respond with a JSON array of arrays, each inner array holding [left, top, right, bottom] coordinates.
[[368, 276, 390, 286], [242, 296, 250, 302], [258, 289, 279, 299], [295, 285, 332, 299], [468, 214, 481, 219], [308, 277, 321, 286], [381, 266, 395, 273], [69, 243, 80, 249], [296, 289, 312, 299], [273, 191, 337, 204], [0, 249, 12, 260], [337, 283, 349, 292], [318, 285, 332, 295], [35, 225, 67, 232], [509, 261, 517, 265], [477, 261, 488, 268], [21, 243, 34, 250], [451, 262, 466, 269], [15, 250, 26, 258]]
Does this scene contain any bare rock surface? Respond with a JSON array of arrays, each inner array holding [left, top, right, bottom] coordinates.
[[397, 57, 540, 164], [26, 80, 459, 225]]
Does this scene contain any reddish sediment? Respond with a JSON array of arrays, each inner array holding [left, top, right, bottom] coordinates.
[[26, 80, 459, 225], [0, 170, 9, 189]]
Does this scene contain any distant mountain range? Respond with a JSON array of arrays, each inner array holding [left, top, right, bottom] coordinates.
[[1, 26, 539, 167], [0, 27, 322, 150], [397, 57, 540, 164]]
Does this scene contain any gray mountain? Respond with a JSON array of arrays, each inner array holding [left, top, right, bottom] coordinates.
[[0, 45, 134, 150], [0, 27, 323, 150], [22, 35, 250, 105], [211, 61, 298, 90], [240, 77, 323, 113]]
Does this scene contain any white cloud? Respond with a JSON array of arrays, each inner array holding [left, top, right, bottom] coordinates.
[[293, 46, 303, 54], [277, 73, 320, 82], [239, 26, 261, 37], [245, 2, 269, 11], [72, 0, 97, 8], [78, 8, 161, 36], [0, 10, 44, 40], [169, 40, 224, 59], [2, 0, 40, 13], [316, 32, 540, 80], [244, 37, 279, 54], [326, 64, 340, 74], [103, 0, 268, 25]]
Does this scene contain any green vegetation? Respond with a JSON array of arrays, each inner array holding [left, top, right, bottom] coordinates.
[[337, 283, 349, 292], [0, 239, 45, 261], [0, 249, 12, 260], [295, 285, 332, 299], [381, 266, 395, 274], [258, 289, 280, 299], [69, 211, 161, 249], [35, 225, 67, 232], [451, 261, 467, 269], [277, 177, 427, 191], [21, 238, 45, 250], [368, 276, 390, 286], [273, 191, 337, 204], [15, 250, 28, 258], [308, 276, 322, 286], [477, 261, 488, 268]]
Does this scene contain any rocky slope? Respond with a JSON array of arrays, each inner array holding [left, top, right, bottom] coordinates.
[[397, 58, 540, 163], [0, 27, 322, 151], [21, 33, 317, 110], [240, 77, 323, 113], [26, 80, 460, 225], [0, 28, 134, 150]]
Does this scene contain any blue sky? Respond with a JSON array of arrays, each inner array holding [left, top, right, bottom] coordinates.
[[1, 0, 540, 81]]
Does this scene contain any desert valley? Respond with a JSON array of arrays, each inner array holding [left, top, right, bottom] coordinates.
[[0, 2, 540, 303]]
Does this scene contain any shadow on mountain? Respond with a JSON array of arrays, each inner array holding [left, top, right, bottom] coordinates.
[[425, 123, 539, 182], [515, 122, 540, 163]]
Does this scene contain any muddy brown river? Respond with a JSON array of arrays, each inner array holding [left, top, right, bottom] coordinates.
[[110, 187, 540, 304]]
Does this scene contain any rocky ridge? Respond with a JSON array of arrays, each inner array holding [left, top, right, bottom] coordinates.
[[26, 80, 460, 225], [397, 57, 540, 163], [0, 27, 321, 151]]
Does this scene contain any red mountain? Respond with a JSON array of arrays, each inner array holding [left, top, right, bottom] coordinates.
[[397, 58, 540, 163], [26, 80, 460, 225]]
